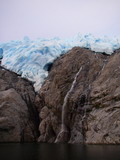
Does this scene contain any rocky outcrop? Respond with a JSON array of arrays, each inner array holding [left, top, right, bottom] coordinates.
[[0, 47, 120, 144], [0, 66, 39, 142], [37, 47, 120, 144], [86, 50, 120, 144]]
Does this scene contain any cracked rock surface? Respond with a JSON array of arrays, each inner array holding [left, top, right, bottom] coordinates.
[[37, 47, 120, 144], [0, 66, 39, 142]]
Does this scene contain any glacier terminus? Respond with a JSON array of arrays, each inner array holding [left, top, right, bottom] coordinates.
[[0, 34, 120, 91]]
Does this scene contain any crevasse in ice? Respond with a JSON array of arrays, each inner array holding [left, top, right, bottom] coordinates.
[[0, 48, 3, 59], [0, 34, 120, 91]]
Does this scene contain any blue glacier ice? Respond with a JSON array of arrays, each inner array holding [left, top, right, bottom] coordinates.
[[0, 34, 120, 91]]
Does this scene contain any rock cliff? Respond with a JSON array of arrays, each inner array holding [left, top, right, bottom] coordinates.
[[37, 47, 120, 144], [0, 66, 39, 142], [0, 47, 120, 144]]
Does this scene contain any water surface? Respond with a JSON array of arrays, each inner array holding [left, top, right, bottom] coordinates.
[[0, 143, 120, 160]]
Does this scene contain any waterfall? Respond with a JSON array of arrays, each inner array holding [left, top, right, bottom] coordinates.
[[55, 66, 83, 142], [61, 66, 83, 130], [98, 59, 107, 76]]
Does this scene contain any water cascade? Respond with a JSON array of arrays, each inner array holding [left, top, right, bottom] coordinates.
[[55, 66, 83, 143]]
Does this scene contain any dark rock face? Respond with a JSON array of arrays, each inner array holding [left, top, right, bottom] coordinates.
[[0, 67, 39, 142], [37, 47, 120, 144]]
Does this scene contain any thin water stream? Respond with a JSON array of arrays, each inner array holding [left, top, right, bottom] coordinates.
[[55, 66, 83, 142]]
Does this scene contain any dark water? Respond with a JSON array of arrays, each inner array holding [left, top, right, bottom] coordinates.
[[0, 143, 120, 160]]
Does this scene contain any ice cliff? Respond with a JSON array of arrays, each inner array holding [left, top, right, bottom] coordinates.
[[0, 34, 120, 91]]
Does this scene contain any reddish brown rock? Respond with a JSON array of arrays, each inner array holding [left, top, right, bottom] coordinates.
[[38, 47, 120, 144], [0, 66, 39, 142], [86, 50, 120, 144]]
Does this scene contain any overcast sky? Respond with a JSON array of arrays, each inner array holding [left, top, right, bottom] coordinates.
[[0, 0, 120, 42]]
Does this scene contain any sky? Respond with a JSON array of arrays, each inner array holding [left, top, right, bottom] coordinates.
[[0, 0, 120, 42]]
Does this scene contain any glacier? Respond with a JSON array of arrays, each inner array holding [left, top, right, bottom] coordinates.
[[0, 34, 120, 92]]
